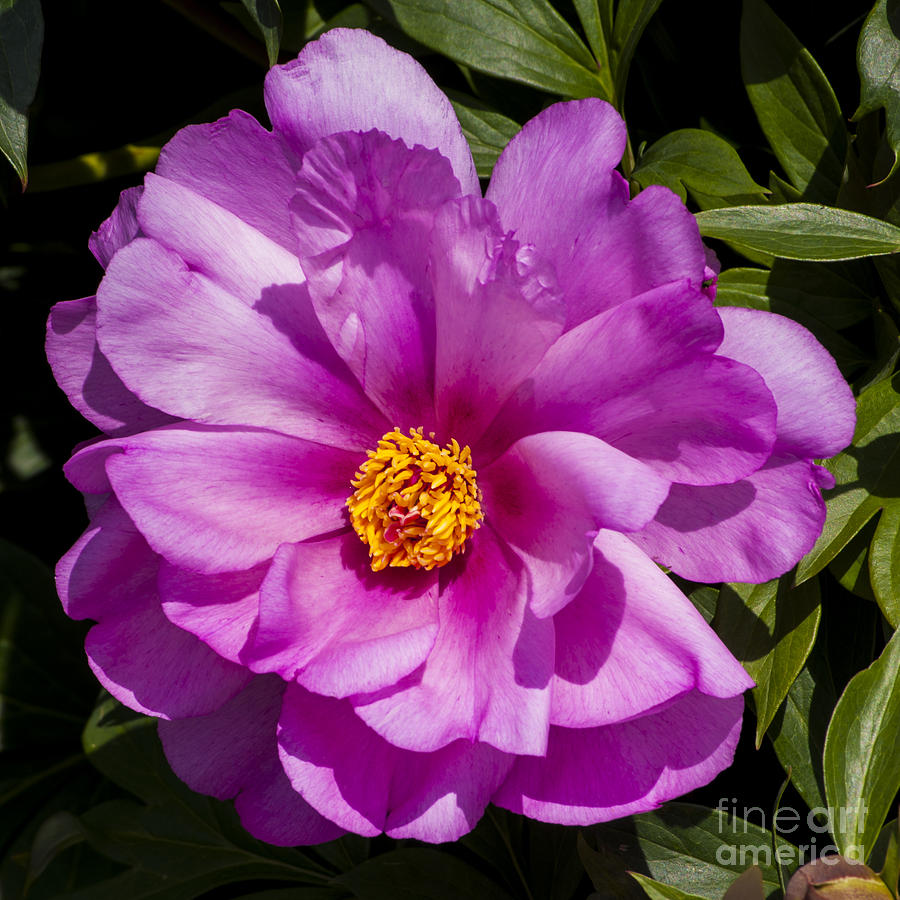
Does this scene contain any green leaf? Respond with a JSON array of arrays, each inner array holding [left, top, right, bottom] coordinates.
[[768, 650, 837, 812], [871, 818, 900, 897], [824, 625, 900, 863], [854, 0, 900, 182], [870, 502, 900, 627], [573, 0, 610, 73], [714, 575, 821, 746], [0, 0, 42, 187], [334, 848, 516, 899], [24, 810, 87, 889], [609, 0, 663, 106], [448, 93, 520, 178], [797, 374, 900, 585], [584, 803, 795, 899], [369, 0, 611, 99], [631, 129, 767, 202], [630, 872, 705, 900], [239, 0, 282, 67], [696, 204, 900, 260], [740, 0, 847, 202]]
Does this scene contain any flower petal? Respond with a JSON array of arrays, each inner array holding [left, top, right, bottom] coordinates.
[[246, 532, 439, 697], [159, 563, 263, 665], [104, 424, 359, 573], [292, 129, 460, 427], [278, 684, 512, 841], [481, 432, 671, 617], [353, 525, 554, 755], [136, 172, 304, 301], [493, 692, 745, 825], [57, 496, 156, 621], [159, 676, 343, 845], [155, 109, 298, 252], [486, 100, 707, 328], [89, 186, 142, 268], [85, 574, 252, 720], [46, 296, 174, 436], [631, 454, 828, 583], [96, 237, 385, 448], [430, 195, 564, 443], [264, 28, 478, 193], [717, 307, 856, 459], [551, 530, 752, 728]]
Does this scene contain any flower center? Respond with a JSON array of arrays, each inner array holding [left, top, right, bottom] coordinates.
[[347, 428, 483, 571]]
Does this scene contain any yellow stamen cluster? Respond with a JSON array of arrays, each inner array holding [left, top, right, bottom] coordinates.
[[347, 428, 483, 571]]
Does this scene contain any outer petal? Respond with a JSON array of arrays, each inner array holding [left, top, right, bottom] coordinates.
[[480, 432, 670, 617], [278, 685, 512, 842], [56, 496, 156, 621], [96, 237, 385, 449], [486, 100, 707, 328], [246, 532, 439, 697], [431, 195, 564, 443], [136, 172, 304, 302], [89, 186, 142, 268], [264, 28, 478, 194], [103, 424, 359, 573], [551, 531, 753, 728], [716, 307, 856, 459], [291, 130, 459, 427], [155, 109, 298, 252], [479, 284, 777, 486], [493, 692, 745, 825], [353, 525, 554, 756], [85, 560, 252, 720], [46, 296, 174, 436], [159, 676, 343, 845], [631, 454, 827, 583], [159, 562, 264, 665]]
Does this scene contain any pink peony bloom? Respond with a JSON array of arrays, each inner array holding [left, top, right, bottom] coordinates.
[[47, 29, 856, 844]]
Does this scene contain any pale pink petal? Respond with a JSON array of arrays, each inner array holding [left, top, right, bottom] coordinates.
[[265, 28, 478, 193], [493, 692, 745, 825], [246, 532, 439, 697], [551, 531, 753, 728], [632, 454, 828, 583], [278, 684, 512, 841], [353, 525, 554, 756], [159, 676, 343, 845], [104, 424, 359, 573]]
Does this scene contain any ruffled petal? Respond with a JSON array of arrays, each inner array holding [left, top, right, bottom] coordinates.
[[480, 285, 777, 486], [57, 496, 156, 621], [159, 563, 263, 665], [631, 454, 828, 583], [551, 530, 752, 728], [430, 195, 564, 443], [265, 28, 478, 193], [155, 109, 298, 252], [716, 307, 856, 459], [480, 432, 670, 617], [159, 676, 343, 845], [89, 186, 142, 268], [493, 692, 745, 825], [85, 572, 252, 720], [96, 237, 386, 448], [246, 532, 439, 697], [46, 296, 175, 436], [292, 129, 460, 427], [278, 684, 512, 841], [353, 525, 554, 755], [136, 172, 304, 302], [103, 424, 359, 573], [486, 100, 707, 328]]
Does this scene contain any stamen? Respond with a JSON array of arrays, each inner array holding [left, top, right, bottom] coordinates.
[[347, 427, 483, 571]]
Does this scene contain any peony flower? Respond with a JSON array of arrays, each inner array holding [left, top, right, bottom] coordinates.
[[47, 29, 856, 844]]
